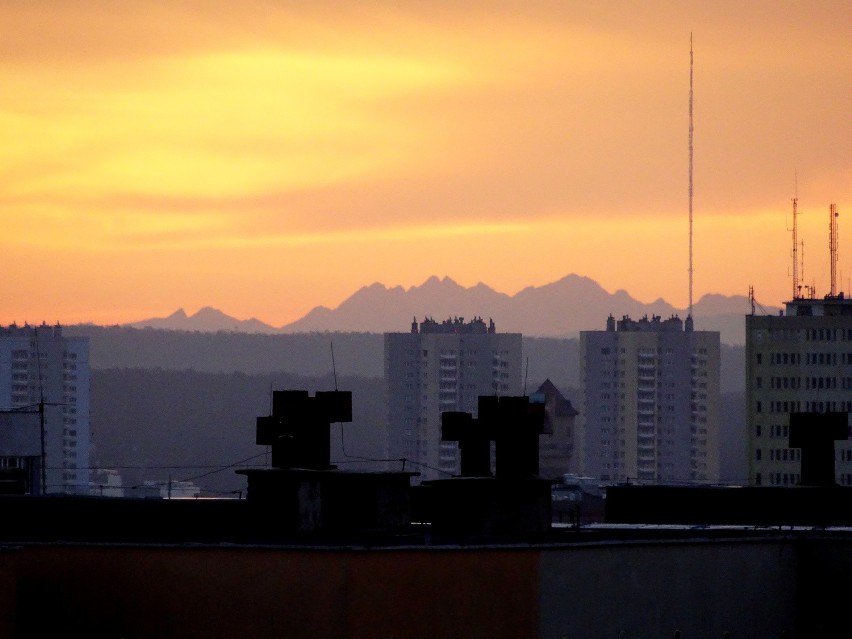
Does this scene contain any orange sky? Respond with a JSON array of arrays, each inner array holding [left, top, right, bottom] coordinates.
[[2, 1, 850, 327]]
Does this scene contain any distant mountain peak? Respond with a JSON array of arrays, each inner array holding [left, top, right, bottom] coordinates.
[[277, 274, 781, 344], [123, 275, 781, 344], [418, 275, 459, 289], [127, 306, 277, 334], [193, 306, 229, 319]]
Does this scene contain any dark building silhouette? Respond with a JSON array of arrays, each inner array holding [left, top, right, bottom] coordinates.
[[789, 411, 848, 486], [420, 394, 553, 540], [237, 389, 416, 538], [1, 387, 852, 637], [384, 317, 522, 482]]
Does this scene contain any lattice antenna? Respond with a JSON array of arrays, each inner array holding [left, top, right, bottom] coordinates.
[[688, 33, 694, 318], [830, 203, 839, 297], [792, 174, 799, 299]]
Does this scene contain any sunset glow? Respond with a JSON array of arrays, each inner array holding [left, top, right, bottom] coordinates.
[[2, 1, 850, 328]]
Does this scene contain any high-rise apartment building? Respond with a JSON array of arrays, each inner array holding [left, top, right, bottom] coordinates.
[[746, 295, 852, 486], [385, 317, 522, 482], [0, 324, 90, 494], [579, 314, 721, 484]]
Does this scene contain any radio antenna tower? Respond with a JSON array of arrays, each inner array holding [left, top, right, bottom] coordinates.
[[792, 174, 799, 299], [830, 203, 839, 297], [688, 33, 694, 319]]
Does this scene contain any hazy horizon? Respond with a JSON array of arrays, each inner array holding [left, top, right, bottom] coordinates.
[[5, 272, 763, 330], [128, 273, 760, 327]]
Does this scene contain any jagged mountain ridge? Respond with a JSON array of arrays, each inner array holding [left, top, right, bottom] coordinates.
[[129, 306, 279, 334], [128, 274, 773, 344]]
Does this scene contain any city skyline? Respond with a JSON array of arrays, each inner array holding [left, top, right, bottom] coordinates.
[[2, 1, 850, 327]]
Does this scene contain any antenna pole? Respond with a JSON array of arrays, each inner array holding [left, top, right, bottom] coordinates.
[[330, 341, 338, 390], [830, 204, 839, 297], [688, 33, 694, 318], [792, 180, 799, 299], [39, 399, 46, 495], [34, 329, 47, 495]]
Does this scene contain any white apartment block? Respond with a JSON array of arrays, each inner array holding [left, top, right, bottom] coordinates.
[[579, 314, 721, 485], [385, 317, 522, 483], [0, 324, 90, 494], [746, 295, 852, 486]]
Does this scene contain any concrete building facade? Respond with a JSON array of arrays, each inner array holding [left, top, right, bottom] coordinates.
[[385, 317, 521, 482], [746, 295, 852, 486], [579, 314, 721, 484], [0, 324, 90, 494]]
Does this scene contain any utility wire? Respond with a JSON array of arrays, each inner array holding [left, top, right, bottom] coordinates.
[[175, 451, 270, 484]]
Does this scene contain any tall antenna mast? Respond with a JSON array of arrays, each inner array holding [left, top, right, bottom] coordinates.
[[830, 203, 839, 297], [801, 239, 812, 298], [688, 33, 694, 319], [792, 174, 799, 299]]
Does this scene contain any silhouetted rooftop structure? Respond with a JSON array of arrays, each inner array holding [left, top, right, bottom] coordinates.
[[790, 411, 849, 486], [608, 313, 687, 332], [1, 390, 852, 637], [238, 389, 417, 538], [606, 410, 851, 526], [412, 315, 495, 334]]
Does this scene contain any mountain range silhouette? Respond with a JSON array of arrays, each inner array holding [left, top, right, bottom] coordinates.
[[127, 274, 778, 345]]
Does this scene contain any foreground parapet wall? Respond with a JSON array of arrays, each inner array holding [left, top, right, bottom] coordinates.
[[606, 484, 852, 527], [2, 532, 851, 638]]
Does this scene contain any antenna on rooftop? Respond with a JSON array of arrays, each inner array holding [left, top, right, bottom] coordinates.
[[688, 32, 694, 319], [33, 329, 48, 495], [830, 203, 839, 297], [801, 239, 812, 298], [330, 341, 338, 390], [792, 174, 800, 299]]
